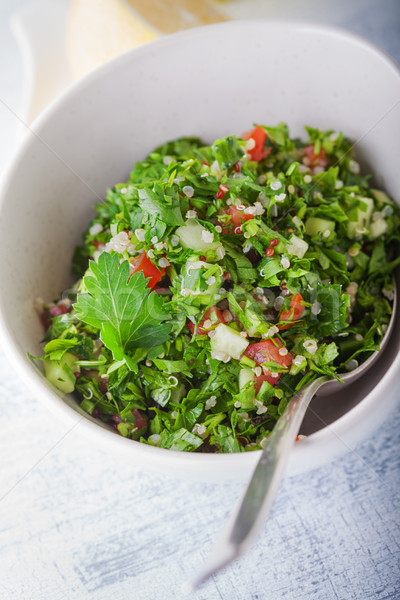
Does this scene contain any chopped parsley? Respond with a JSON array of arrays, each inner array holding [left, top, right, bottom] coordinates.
[[34, 124, 399, 453]]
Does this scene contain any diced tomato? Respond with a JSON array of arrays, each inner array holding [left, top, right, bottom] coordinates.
[[221, 206, 253, 234], [129, 252, 165, 289], [244, 338, 293, 368], [227, 206, 253, 228], [242, 125, 271, 162], [216, 184, 229, 200], [188, 306, 225, 335], [304, 144, 328, 168], [244, 338, 293, 386], [279, 293, 305, 330]]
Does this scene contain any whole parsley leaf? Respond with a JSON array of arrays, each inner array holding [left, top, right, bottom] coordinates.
[[74, 253, 171, 361]]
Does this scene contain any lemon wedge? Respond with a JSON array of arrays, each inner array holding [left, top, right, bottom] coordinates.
[[67, 0, 226, 79]]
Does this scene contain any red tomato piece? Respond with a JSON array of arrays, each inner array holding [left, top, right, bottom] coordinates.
[[188, 306, 225, 335], [244, 338, 293, 368], [242, 125, 271, 162], [129, 252, 165, 289], [227, 206, 253, 228], [216, 184, 229, 200], [304, 144, 328, 168], [244, 338, 293, 386], [279, 293, 305, 330], [221, 206, 253, 234]]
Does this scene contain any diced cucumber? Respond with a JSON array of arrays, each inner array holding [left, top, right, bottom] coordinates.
[[358, 195, 375, 218], [239, 368, 255, 390], [369, 218, 388, 240], [371, 189, 393, 205], [242, 219, 260, 238], [244, 308, 265, 338], [181, 256, 222, 305], [211, 323, 249, 360], [347, 196, 374, 238], [44, 352, 77, 394], [117, 422, 130, 437], [305, 217, 335, 237], [239, 391, 257, 410], [176, 219, 221, 252], [286, 234, 309, 258]]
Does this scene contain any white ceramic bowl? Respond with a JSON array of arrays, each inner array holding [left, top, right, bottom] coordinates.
[[0, 20, 399, 483]]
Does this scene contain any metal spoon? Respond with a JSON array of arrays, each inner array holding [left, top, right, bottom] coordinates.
[[190, 281, 397, 591]]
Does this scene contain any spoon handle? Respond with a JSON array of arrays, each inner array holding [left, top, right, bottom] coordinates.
[[190, 375, 328, 591]]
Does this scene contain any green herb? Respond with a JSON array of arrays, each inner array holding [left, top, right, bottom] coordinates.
[[138, 186, 184, 226], [33, 123, 399, 454], [75, 252, 171, 363], [211, 136, 244, 170]]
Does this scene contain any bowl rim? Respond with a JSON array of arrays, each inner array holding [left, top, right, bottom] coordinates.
[[0, 18, 399, 480], [8, 17, 400, 142]]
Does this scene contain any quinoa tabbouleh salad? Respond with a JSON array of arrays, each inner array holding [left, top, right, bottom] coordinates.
[[34, 124, 400, 453]]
